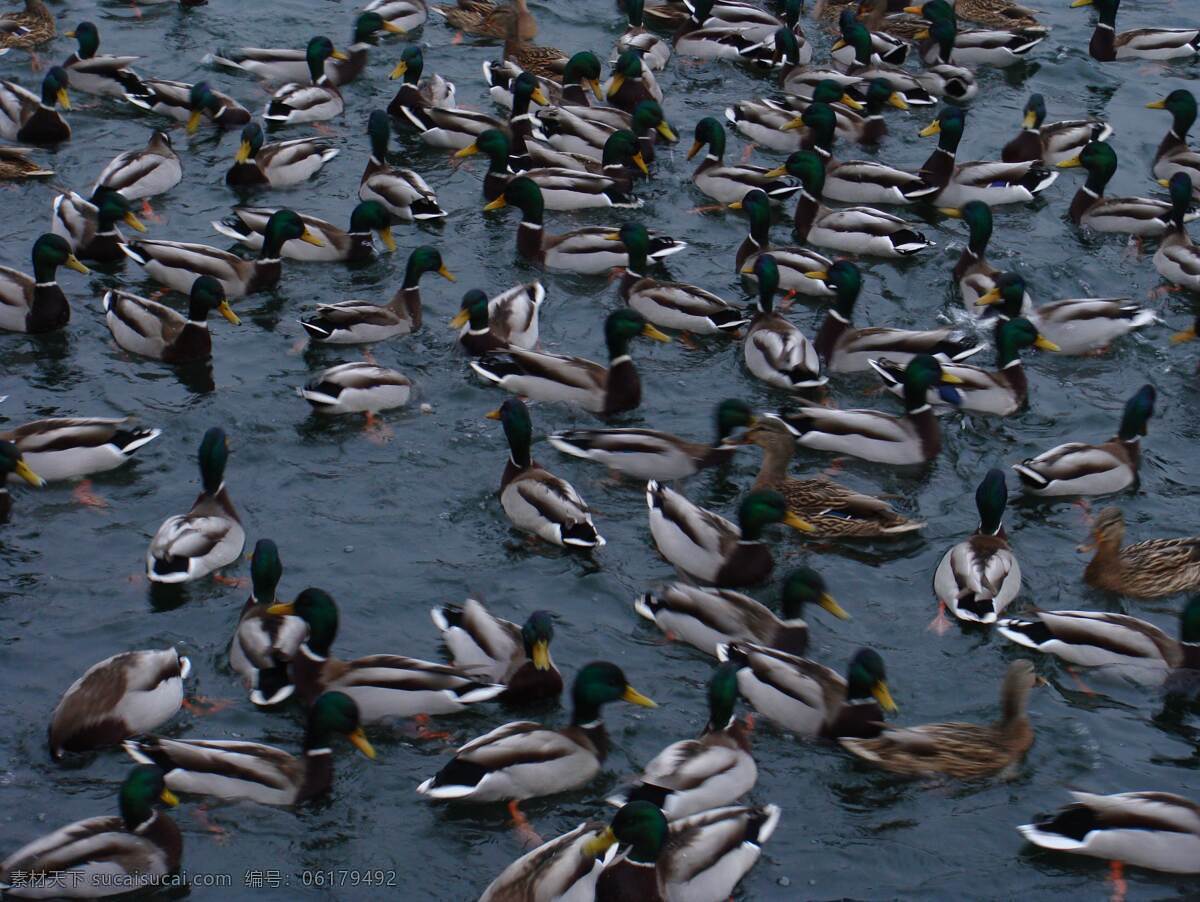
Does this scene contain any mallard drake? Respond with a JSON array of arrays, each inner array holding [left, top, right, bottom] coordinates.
[[687, 117, 799, 206], [604, 50, 663, 115], [0, 0, 53, 51], [842, 660, 1042, 777], [103, 276, 240, 363], [61, 22, 144, 97], [365, 0, 429, 31], [742, 255, 824, 390], [1155, 173, 1200, 293], [399, 68, 545, 151], [637, 568, 850, 658], [1078, 507, 1200, 598], [482, 51, 599, 111], [299, 362, 412, 416], [225, 121, 338, 189], [1013, 385, 1155, 497], [674, 0, 780, 59], [146, 427, 245, 584], [48, 648, 189, 760], [832, 13, 937, 105], [1002, 93, 1112, 166], [92, 130, 181, 202], [724, 76, 868, 154], [0, 766, 180, 897], [433, 0, 529, 40], [1, 417, 158, 482], [717, 644, 896, 737], [779, 355, 963, 465], [733, 189, 833, 297], [1147, 90, 1200, 193], [125, 79, 250, 133], [263, 36, 347, 125], [0, 67, 71, 144], [431, 601, 562, 703], [125, 691, 375, 805], [451, 281, 543, 351], [51, 188, 147, 264], [615, 0, 671, 70], [941, 201, 1032, 314], [534, 97, 675, 167], [1060, 141, 1195, 237], [647, 483, 812, 586], [358, 113, 445, 222], [229, 539, 308, 707], [1071, 0, 1198, 62], [416, 661, 655, 802], [478, 818, 609, 901], [387, 45, 456, 115], [213, 202, 395, 264], [300, 245, 454, 344], [807, 77, 908, 148], [454, 292, 505, 356], [910, 1, 1044, 68], [122, 209, 320, 298], [0, 233, 88, 334], [484, 398, 605, 548], [0, 441, 42, 521], [0, 145, 51, 180]]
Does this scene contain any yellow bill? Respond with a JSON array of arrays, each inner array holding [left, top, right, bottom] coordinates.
[[841, 94, 865, 111], [1157, 178, 1170, 187], [531, 639, 551, 670], [764, 164, 788, 178], [217, 301, 241, 326], [14, 460, 44, 487], [902, 4, 923, 12], [803, 269, 829, 279], [331, 49, 350, 61], [919, 119, 941, 137], [940, 371, 964, 384], [530, 86, 550, 106], [604, 231, 622, 241], [784, 511, 816, 533], [124, 211, 148, 233], [1057, 155, 1081, 168], [455, 142, 480, 159], [729, 200, 745, 211], [57, 88, 71, 111], [832, 38, 846, 50], [873, 681, 898, 713], [1035, 335, 1060, 352], [819, 593, 851, 620], [485, 408, 502, 420], [1070, 0, 1093, 7], [159, 788, 180, 807], [1022, 109, 1038, 128], [299, 228, 324, 247], [779, 117, 804, 132], [65, 30, 76, 38], [389, 60, 407, 80], [686, 140, 704, 161], [656, 121, 678, 142], [938, 207, 962, 218], [65, 254, 89, 275], [449, 308, 470, 328], [483, 196, 507, 211], [641, 323, 671, 342], [631, 151, 649, 176], [588, 78, 603, 101], [622, 685, 657, 707], [438, 264, 456, 282], [975, 286, 1001, 306], [915, 28, 930, 39], [1146, 99, 1168, 110], [382, 21, 406, 34], [1171, 326, 1197, 344], [186, 109, 203, 134], [348, 727, 376, 759], [583, 827, 618, 857], [267, 601, 296, 615], [234, 140, 254, 164], [607, 74, 626, 98], [888, 93, 908, 111], [377, 226, 397, 252]]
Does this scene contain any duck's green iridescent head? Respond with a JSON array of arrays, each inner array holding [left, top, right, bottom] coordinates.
[[1061, 140, 1117, 190], [784, 149, 826, 196], [367, 109, 393, 162], [925, 17, 958, 59], [119, 765, 177, 831], [67, 21, 101, 59], [737, 489, 813, 540], [1022, 93, 1047, 129], [486, 176, 544, 217], [799, 102, 837, 149], [903, 355, 963, 408], [617, 221, 652, 272], [603, 307, 671, 358], [1147, 88, 1197, 136], [235, 121, 265, 163], [865, 78, 907, 112], [609, 50, 644, 102], [187, 81, 221, 133], [913, 0, 955, 21], [188, 275, 239, 325], [600, 801, 669, 865], [715, 398, 755, 443], [307, 691, 375, 758], [822, 259, 863, 317], [571, 661, 656, 724], [996, 316, 1058, 364], [844, 648, 896, 711], [974, 468, 1008, 535], [262, 209, 321, 256], [512, 72, 549, 108], [632, 100, 676, 142], [355, 11, 403, 43], [1166, 172, 1195, 219], [521, 610, 555, 669], [733, 187, 771, 240], [1180, 597, 1200, 644], [197, 426, 229, 494], [461, 127, 511, 169], [250, 538, 282, 602], [706, 661, 741, 731], [782, 0, 803, 28], [1118, 384, 1155, 441], [920, 105, 966, 150], [690, 0, 716, 22], [563, 52, 603, 99], [42, 66, 71, 111], [487, 397, 534, 465], [975, 270, 1025, 317], [389, 45, 424, 82], [780, 567, 851, 621], [836, 10, 873, 60], [305, 35, 344, 81], [348, 201, 396, 251], [91, 187, 147, 234], [451, 288, 489, 331], [270, 587, 340, 654], [942, 199, 993, 255], [31, 233, 88, 280], [688, 117, 727, 161], [602, 129, 648, 174], [624, 0, 646, 26], [772, 26, 802, 65], [0, 440, 43, 487], [405, 245, 454, 288], [751, 253, 781, 312]]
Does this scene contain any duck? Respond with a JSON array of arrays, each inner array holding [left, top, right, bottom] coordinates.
[[1155, 172, 1200, 293], [48, 649, 190, 760], [789, 77, 909, 149], [299, 363, 412, 418], [364, 0, 429, 32], [263, 36, 348, 125], [687, 117, 799, 206], [0, 766, 181, 897], [122, 209, 321, 298], [359, 113, 446, 222], [674, 0, 780, 60], [832, 12, 938, 105], [548, 398, 753, 482], [124, 691, 375, 805], [0, 0, 54, 51], [416, 661, 655, 803], [431, 600, 562, 703], [387, 45, 456, 114], [1071, 0, 1198, 62], [0, 417, 159, 482], [742, 255, 825, 391], [1147, 90, 1200, 193], [604, 50, 663, 115], [1077, 507, 1200, 598], [1001, 93, 1112, 166], [478, 818, 610, 901], [724, 76, 868, 154], [92, 130, 182, 202], [146, 427, 245, 584], [0, 67, 71, 144], [646, 483, 812, 587], [777, 31, 866, 98], [1059, 141, 1195, 238], [732, 189, 834, 298], [615, 0, 671, 70], [637, 568, 850, 658], [399, 67, 546, 151], [947, 0, 1044, 29], [61, 21, 144, 97], [450, 280, 543, 351], [0, 145, 52, 180], [225, 121, 338, 189], [841, 660, 1043, 778], [906, 20, 980, 103], [0, 441, 42, 521], [829, 1, 908, 66], [910, 1, 1044, 68], [300, 245, 455, 344], [532, 98, 676, 172], [454, 292, 506, 356], [0, 233, 89, 334], [717, 644, 897, 738], [501, 11, 567, 79], [125, 79, 250, 133], [1012, 384, 1155, 497], [483, 177, 686, 274], [482, 51, 599, 111], [50, 188, 147, 264], [212, 202, 395, 264], [858, 0, 930, 42], [778, 355, 963, 465], [102, 275, 240, 364], [229, 539, 308, 707], [941, 201, 1033, 314], [433, 0, 530, 39]]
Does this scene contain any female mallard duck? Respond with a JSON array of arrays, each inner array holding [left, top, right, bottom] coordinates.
[[687, 117, 800, 206], [103, 275, 240, 364], [124, 691, 375, 805], [1019, 791, 1200, 874], [717, 644, 896, 738], [431, 601, 562, 703], [674, 0, 780, 60], [1078, 507, 1200, 598], [0, 441, 42, 521], [488, 398, 604, 548], [932, 468, 1021, 625], [1059, 141, 1195, 237], [1, 417, 158, 482], [0, 233, 88, 334], [918, 107, 1058, 207], [942, 201, 1032, 314], [48, 649, 190, 760], [416, 661, 655, 802], [0, 0, 54, 51], [725, 76, 868, 154], [1013, 384, 1155, 496], [647, 483, 812, 587], [266, 588, 506, 717], [832, 13, 937, 105], [605, 50, 662, 115], [1002, 93, 1112, 166], [451, 281, 543, 351], [502, 11, 567, 79], [1071, 0, 1198, 62], [1147, 90, 1200, 193], [483, 51, 600, 111], [146, 427, 245, 584], [365, 0, 429, 32], [946, 0, 1043, 29], [733, 416, 925, 537], [1155, 173, 1200, 293], [299, 245, 455, 343], [637, 568, 850, 658], [263, 36, 348, 125], [433, 0, 532, 39], [742, 255, 825, 391], [299, 362, 412, 417], [607, 664, 755, 820], [213, 202, 395, 263], [61, 22, 144, 97], [359, 113, 445, 222], [125, 79, 250, 133], [733, 188, 833, 297], [778, 354, 964, 465], [92, 130, 181, 202], [842, 660, 1042, 777], [0, 766, 180, 897], [229, 539, 308, 707], [225, 121, 338, 189], [51, 188, 147, 264], [387, 45, 456, 114], [910, 1, 1044, 68], [122, 209, 320, 298], [0, 67, 71, 144], [0, 145, 52, 180], [615, 0, 671, 70]]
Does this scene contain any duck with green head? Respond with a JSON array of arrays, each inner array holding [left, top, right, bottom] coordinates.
[[0, 439, 43, 522], [398, 65, 547, 151], [360, 110, 446, 221], [123, 77, 250, 133], [387, 44, 456, 115], [615, 0, 672, 70], [263, 36, 348, 124], [225, 120, 339, 189], [213, 201, 395, 263], [725, 74, 864, 154], [531, 98, 675, 168], [732, 188, 833, 296], [0, 233, 89, 334], [0, 66, 72, 145], [1058, 140, 1192, 236], [1148, 89, 1200, 196], [451, 288, 507, 356], [50, 186, 147, 264], [450, 280, 544, 352], [102, 273, 240, 364], [482, 50, 601, 111], [62, 21, 145, 97], [940, 200, 1033, 314], [832, 11, 935, 105], [605, 50, 662, 115], [674, 0, 781, 60], [1071, 0, 1199, 62], [1001, 92, 1112, 167], [1155, 171, 1200, 293], [909, 0, 1044, 68], [146, 426, 245, 583], [743, 253, 825, 390], [687, 116, 801, 205]]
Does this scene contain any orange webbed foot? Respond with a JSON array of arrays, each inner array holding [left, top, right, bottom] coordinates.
[[72, 480, 108, 509], [926, 601, 952, 636]]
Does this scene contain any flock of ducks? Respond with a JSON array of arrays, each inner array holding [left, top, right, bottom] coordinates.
[[0, 0, 1199, 898]]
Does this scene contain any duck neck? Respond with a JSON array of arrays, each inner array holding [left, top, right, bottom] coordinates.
[[814, 307, 849, 361], [1088, 16, 1116, 61], [919, 136, 958, 189], [793, 189, 820, 240], [753, 435, 793, 490]]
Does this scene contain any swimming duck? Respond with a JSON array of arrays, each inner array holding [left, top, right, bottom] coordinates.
[[400, 68, 546, 151], [103, 275, 240, 364], [832, 12, 937, 105], [733, 189, 834, 297], [125, 79, 250, 133], [533, 98, 675, 171], [51, 188, 147, 264], [906, 19, 980, 101], [299, 362, 413, 417], [0, 441, 42, 521], [1059, 141, 1194, 237], [482, 50, 600, 111], [0, 233, 88, 334], [48, 649, 189, 760], [365, 0, 429, 32], [0, 66, 71, 144], [946, 0, 1044, 29], [604, 50, 663, 116], [1013, 385, 1155, 497], [146, 427, 245, 584], [359, 113, 446, 222], [0, 766, 181, 898], [910, 1, 1044, 68], [387, 45, 456, 114], [941, 201, 1032, 314], [1155, 172, 1200, 293], [61, 21, 144, 97], [828, 1, 908, 66], [263, 36, 348, 125], [1147, 90, 1200, 193], [478, 818, 609, 901], [646, 483, 812, 587], [433, 0, 530, 39], [615, 0, 671, 70], [688, 117, 800, 206], [0, 145, 51, 180], [0, 0, 54, 51], [1078, 507, 1200, 598], [225, 121, 338, 189], [841, 660, 1042, 778], [122, 209, 321, 298], [450, 280, 543, 351], [416, 661, 655, 803], [124, 691, 375, 805], [300, 245, 455, 343], [802, 77, 909, 148], [1001, 93, 1112, 166], [431, 600, 563, 703], [674, 0, 780, 60], [742, 254, 825, 391], [213, 202, 395, 264], [501, 12, 567, 79], [724, 76, 869, 154], [92, 130, 182, 202], [1071, 0, 1198, 62], [453, 292, 508, 356], [0, 417, 158, 482]]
